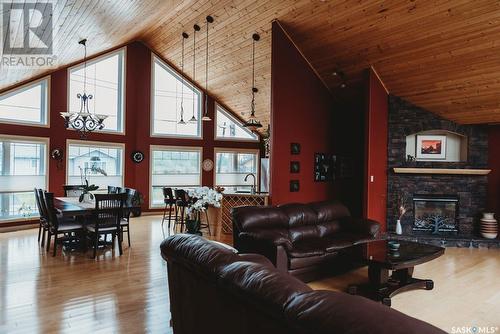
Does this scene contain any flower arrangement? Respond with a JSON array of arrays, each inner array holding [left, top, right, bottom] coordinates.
[[186, 187, 222, 214], [397, 192, 409, 221]]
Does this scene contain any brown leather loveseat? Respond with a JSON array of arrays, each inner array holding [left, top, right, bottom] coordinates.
[[232, 200, 381, 281], [160, 234, 445, 334]]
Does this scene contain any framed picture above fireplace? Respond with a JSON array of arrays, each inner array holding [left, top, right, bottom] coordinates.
[[416, 135, 447, 160]]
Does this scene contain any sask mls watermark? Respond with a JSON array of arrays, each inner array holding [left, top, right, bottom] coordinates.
[[1, 1, 57, 69]]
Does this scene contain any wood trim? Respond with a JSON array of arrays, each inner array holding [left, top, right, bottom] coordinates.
[[370, 65, 389, 94], [393, 168, 491, 175]]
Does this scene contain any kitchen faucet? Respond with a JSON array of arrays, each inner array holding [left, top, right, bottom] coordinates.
[[244, 173, 257, 194]]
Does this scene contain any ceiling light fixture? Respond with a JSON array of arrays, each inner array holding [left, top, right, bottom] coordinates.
[[243, 33, 262, 132], [178, 32, 189, 125], [202, 15, 214, 121], [189, 24, 201, 124], [60, 39, 107, 139]]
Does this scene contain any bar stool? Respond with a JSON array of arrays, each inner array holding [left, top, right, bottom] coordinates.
[[161, 187, 176, 229], [174, 189, 189, 232]]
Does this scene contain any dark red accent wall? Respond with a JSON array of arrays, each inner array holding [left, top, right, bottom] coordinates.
[[270, 22, 336, 205], [364, 69, 388, 230], [488, 125, 500, 216], [0, 41, 260, 220]]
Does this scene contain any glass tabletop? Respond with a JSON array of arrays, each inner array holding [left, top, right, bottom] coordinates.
[[364, 240, 445, 269]]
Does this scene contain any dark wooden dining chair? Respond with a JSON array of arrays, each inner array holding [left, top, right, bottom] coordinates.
[[161, 187, 177, 229], [174, 189, 190, 232], [120, 188, 136, 247], [43, 192, 84, 257], [34, 188, 49, 246], [86, 193, 126, 259], [63, 185, 85, 197], [107, 186, 118, 194]]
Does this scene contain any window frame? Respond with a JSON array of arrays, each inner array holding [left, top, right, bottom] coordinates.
[[214, 103, 259, 142], [65, 139, 125, 189], [67, 47, 126, 135], [149, 145, 203, 209], [0, 76, 50, 128], [150, 54, 203, 139], [0, 134, 50, 224], [213, 147, 260, 193]]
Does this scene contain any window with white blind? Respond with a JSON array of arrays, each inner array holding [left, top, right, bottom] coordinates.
[[0, 77, 49, 127], [151, 56, 202, 138], [0, 136, 48, 222], [215, 104, 258, 141], [67, 141, 124, 190], [150, 146, 201, 207], [215, 149, 259, 194], [68, 49, 125, 133]]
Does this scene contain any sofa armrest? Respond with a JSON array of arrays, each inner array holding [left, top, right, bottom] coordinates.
[[341, 218, 381, 238], [237, 232, 291, 271]]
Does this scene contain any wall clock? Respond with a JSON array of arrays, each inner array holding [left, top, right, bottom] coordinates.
[[202, 159, 214, 172], [131, 151, 145, 163]]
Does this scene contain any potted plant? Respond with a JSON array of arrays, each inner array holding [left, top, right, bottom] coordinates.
[[185, 187, 222, 235], [78, 165, 107, 202]]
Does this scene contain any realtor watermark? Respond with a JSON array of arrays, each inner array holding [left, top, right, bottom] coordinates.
[[1, 1, 57, 69], [451, 326, 499, 334]]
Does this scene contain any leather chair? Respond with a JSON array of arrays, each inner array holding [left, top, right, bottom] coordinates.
[[232, 200, 381, 282], [160, 234, 445, 334]]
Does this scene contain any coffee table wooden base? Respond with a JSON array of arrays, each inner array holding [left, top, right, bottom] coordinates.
[[348, 264, 434, 307]]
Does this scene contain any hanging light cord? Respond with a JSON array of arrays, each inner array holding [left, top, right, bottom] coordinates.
[[192, 26, 197, 120], [83, 42, 87, 94], [180, 34, 185, 121], [205, 21, 209, 115], [251, 36, 256, 117]]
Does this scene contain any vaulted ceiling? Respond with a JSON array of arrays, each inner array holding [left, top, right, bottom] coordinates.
[[1, 0, 500, 129]]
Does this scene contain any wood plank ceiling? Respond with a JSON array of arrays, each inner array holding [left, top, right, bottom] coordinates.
[[1, 0, 500, 128]]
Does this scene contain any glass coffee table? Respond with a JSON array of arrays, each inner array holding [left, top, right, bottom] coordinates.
[[348, 240, 445, 306]]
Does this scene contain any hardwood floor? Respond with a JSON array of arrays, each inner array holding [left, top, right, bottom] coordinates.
[[0, 215, 499, 333]]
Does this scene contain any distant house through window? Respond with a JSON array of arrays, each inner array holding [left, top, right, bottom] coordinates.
[[66, 141, 124, 189], [215, 104, 258, 141], [215, 149, 259, 193], [151, 56, 202, 138], [0, 135, 48, 222], [0, 77, 49, 127], [68, 49, 125, 133]]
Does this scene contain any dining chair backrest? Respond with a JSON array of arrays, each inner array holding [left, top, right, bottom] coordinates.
[[63, 185, 84, 197], [43, 192, 60, 230], [36, 188, 49, 221], [124, 188, 137, 205], [34, 188, 44, 218], [93, 193, 126, 228]]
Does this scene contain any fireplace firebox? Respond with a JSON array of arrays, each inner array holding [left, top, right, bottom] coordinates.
[[413, 194, 459, 234]]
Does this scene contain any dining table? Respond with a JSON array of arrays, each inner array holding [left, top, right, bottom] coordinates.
[[54, 196, 139, 217]]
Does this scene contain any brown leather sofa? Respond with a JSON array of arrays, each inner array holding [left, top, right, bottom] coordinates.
[[232, 200, 381, 281], [160, 234, 445, 334]]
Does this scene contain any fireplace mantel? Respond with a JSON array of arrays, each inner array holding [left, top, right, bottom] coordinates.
[[393, 167, 491, 175]]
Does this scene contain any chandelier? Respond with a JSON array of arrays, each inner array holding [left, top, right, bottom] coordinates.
[[243, 33, 262, 131], [60, 39, 107, 139]]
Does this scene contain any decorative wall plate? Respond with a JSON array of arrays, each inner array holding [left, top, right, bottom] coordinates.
[[202, 158, 214, 172], [132, 151, 145, 163]]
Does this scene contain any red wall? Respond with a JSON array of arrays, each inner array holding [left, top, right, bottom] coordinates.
[[488, 125, 500, 216], [364, 69, 388, 230], [0, 41, 260, 219], [270, 22, 335, 205]]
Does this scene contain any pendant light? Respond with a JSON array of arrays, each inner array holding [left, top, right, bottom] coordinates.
[[60, 39, 108, 138], [243, 33, 263, 131], [178, 32, 189, 125], [189, 24, 201, 123], [202, 15, 214, 121]]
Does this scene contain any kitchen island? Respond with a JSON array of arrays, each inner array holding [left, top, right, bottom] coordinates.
[[220, 192, 269, 234]]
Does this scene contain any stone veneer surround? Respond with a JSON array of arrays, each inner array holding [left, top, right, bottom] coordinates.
[[387, 95, 488, 238]]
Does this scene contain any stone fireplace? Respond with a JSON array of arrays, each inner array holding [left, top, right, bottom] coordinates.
[[387, 95, 489, 245], [413, 194, 459, 234]]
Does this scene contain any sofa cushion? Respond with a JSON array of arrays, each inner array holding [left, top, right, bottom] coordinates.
[[288, 239, 325, 258], [232, 206, 289, 231], [280, 203, 318, 227], [289, 252, 338, 270], [316, 220, 342, 237], [289, 225, 321, 243], [309, 200, 351, 223], [285, 290, 446, 334], [218, 261, 312, 316]]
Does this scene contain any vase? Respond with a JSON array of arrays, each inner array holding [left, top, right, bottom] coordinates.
[[480, 213, 498, 239], [186, 219, 202, 235], [395, 219, 402, 235]]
